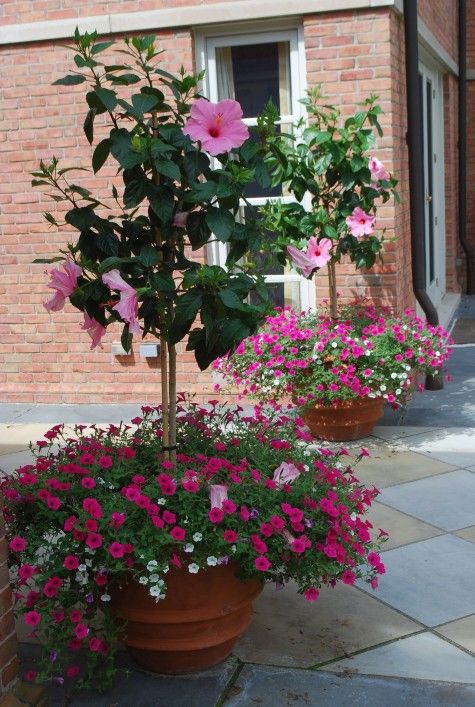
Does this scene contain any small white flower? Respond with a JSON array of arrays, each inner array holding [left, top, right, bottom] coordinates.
[[139, 576, 148, 585], [390, 372, 397, 379], [184, 543, 194, 553], [193, 532, 203, 542], [396, 388, 402, 395], [405, 365, 411, 371], [331, 342, 338, 348], [78, 564, 87, 573], [163, 566, 169, 573], [157, 498, 166, 506], [350, 512, 357, 521], [149, 585, 165, 598], [231, 545, 237, 554], [380, 385, 386, 392], [149, 573, 160, 583], [100, 593, 111, 602], [188, 563, 200, 574], [207, 556, 218, 566], [85, 559, 92, 567], [146, 560, 158, 572]]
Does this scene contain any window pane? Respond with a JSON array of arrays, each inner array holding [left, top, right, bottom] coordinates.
[[250, 281, 301, 309], [216, 42, 291, 118]]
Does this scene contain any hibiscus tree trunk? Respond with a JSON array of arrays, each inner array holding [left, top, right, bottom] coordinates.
[[328, 260, 338, 319]]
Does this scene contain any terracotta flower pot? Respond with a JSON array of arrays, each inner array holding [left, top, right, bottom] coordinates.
[[301, 397, 384, 441], [110, 563, 263, 674]]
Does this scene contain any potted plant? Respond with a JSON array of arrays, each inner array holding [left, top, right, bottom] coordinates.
[[260, 88, 398, 319], [214, 302, 453, 440], [2, 401, 386, 687]]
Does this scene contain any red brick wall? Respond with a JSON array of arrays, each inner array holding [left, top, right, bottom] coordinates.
[[466, 0, 475, 254], [304, 9, 408, 310], [0, 30, 213, 404], [418, 0, 458, 62]]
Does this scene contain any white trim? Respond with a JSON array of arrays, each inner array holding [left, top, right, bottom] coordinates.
[[467, 69, 475, 81], [1, 0, 401, 46], [418, 18, 458, 76]]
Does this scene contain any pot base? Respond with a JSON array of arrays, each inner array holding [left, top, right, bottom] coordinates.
[[302, 397, 384, 441], [111, 563, 262, 675]]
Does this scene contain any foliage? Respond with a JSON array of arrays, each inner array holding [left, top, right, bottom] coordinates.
[[214, 303, 453, 407], [34, 29, 281, 370], [260, 90, 398, 275], [3, 401, 386, 688]]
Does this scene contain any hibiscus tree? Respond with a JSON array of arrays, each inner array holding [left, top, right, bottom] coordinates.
[[260, 90, 397, 316], [33, 30, 283, 457]]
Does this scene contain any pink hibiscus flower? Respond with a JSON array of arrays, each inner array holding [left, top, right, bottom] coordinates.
[[82, 313, 106, 350], [287, 237, 332, 278], [272, 461, 301, 488], [44, 259, 82, 312], [368, 156, 390, 182], [346, 207, 376, 239], [183, 99, 249, 156], [102, 269, 140, 334], [209, 484, 228, 510]]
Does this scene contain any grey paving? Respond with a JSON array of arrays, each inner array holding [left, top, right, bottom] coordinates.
[[233, 582, 419, 668], [403, 428, 475, 468], [225, 665, 475, 706], [325, 632, 475, 683], [357, 534, 475, 626], [0, 403, 143, 424], [378, 469, 475, 531], [365, 501, 443, 550]]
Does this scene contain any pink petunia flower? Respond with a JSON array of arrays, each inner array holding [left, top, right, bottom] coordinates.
[[9, 536, 27, 552], [102, 269, 141, 334], [254, 556, 271, 571], [44, 259, 82, 312], [24, 611, 41, 626], [346, 207, 376, 239], [82, 313, 106, 350], [287, 237, 332, 278], [369, 156, 390, 182], [273, 461, 301, 488], [183, 98, 249, 156], [304, 587, 320, 601]]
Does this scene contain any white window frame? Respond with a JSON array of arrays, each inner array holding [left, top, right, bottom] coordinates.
[[195, 25, 315, 311]]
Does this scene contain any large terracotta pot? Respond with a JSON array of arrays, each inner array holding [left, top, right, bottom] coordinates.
[[110, 563, 263, 674], [301, 397, 384, 441]]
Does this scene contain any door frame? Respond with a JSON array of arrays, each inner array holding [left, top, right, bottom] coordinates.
[[418, 47, 446, 309]]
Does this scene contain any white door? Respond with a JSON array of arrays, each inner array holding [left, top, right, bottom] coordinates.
[[418, 59, 446, 308]]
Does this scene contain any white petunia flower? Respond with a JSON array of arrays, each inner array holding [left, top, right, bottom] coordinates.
[[193, 532, 203, 542], [184, 543, 194, 553], [149, 585, 165, 598], [149, 573, 160, 583], [188, 563, 200, 574], [207, 556, 218, 566], [157, 498, 166, 505], [146, 560, 158, 572], [100, 594, 111, 602], [139, 576, 148, 585]]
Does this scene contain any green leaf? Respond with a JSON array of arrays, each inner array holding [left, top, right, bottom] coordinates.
[[153, 159, 181, 182], [53, 74, 86, 86], [139, 244, 160, 267], [97, 256, 137, 273], [33, 256, 65, 264], [187, 211, 211, 249], [96, 231, 120, 256], [91, 40, 114, 55], [150, 270, 175, 293], [159, 124, 190, 148], [83, 108, 96, 144], [110, 128, 143, 169], [149, 186, 175, 223], [218, 289, 246, 310], [121, 325, 133, 354], [92, 138, 111, 173], [184, 181, 217, 203], [106, 73, 141, 85], [183, 151, 210, 180], [323, 224, 338, 240], [65, 207, 97, 231], [131, 93, 159, 115], [168, 289, 203, 345], [303, 128, 331, 145], [205, 207, 235, 242], [94, 87, 117, 112], [240, 139, 260, 161]]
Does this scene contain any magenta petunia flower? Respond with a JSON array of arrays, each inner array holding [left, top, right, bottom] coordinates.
[[183, 98, 249, 156], [368, 156, 390, 182], [287, 237, 332, 278], [82, 313, 106, 350], [44, 259, 82, 312], [24, 610, 41, 626], [346, 207, 376, 239], [254, 556, 271, 571], [102, 269, 140, 334], [9, 536, 27, 552]]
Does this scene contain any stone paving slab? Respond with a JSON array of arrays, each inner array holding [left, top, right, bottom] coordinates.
[[435, 614, 475, 654], [351, 448, 456, 489], [365, 501, 443, 550], [454, 525, 475, 543], [378, 469, 475, 531], [225, 665, 475, 706], [325, 632, 475, 684], [404, 429, 475, 468], [371, 426, 436, 441], [357, 534, 475, 626], [233, 582, 419, 668]]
